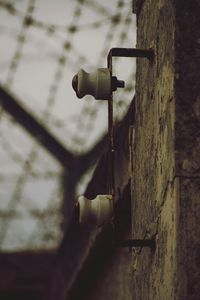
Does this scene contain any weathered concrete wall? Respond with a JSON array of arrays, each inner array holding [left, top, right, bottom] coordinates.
[[175, 2, 200, 299], [175, 1, 200, 177], [133, 0, 176, 299], [177, 178, 200, 299], [133, 0, 200, 299]]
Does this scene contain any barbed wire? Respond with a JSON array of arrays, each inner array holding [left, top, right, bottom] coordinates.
[[1, 0, 134, 162], [4, 0, 35, 88], [0, 2, 128, 33], [0, 0, 89, 247], [0, 0, 135, 250], [0, 0, 71, 245], [0, 1, 134, 150]]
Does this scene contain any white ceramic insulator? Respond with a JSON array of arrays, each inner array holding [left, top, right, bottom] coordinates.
[[73, 68, 111, 100], [78, 195, 113, 225]]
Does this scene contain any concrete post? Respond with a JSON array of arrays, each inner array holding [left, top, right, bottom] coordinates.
[[133, 1, 200, 299]]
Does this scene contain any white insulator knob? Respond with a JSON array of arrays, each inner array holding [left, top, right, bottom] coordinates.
[[78, 195, 113, 225], [72, 68, 112, 100]]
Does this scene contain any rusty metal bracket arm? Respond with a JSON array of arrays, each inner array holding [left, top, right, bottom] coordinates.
[[118, 238, 156, 251], [106, 47, 154, 200]]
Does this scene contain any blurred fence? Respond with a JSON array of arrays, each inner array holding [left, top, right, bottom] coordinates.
[[0, 0, 135, 251]]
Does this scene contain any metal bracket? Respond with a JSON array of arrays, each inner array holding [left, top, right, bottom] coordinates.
[[118, 237, 156, 251], [107, 47, 154, 199], [72, 48, 156, 253], [107, 48, 154, 69]]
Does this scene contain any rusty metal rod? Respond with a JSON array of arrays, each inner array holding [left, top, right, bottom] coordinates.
[[118, 238, 156, 249], [107, 50, 115, 203], [108, 47, 154, 60]]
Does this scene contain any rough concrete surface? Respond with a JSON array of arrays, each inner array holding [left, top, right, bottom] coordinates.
[[133, 0, 176, 299], [175, 1, 200, 299], [132, 0, 200, 299]]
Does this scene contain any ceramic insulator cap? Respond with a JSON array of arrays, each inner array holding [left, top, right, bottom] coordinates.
[[78, 195, 113, 225], [72, 68, 112, 100]]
